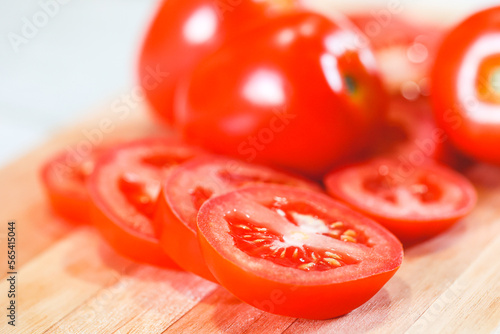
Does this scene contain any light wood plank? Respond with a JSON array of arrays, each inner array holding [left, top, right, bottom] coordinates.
[[46, 265, 217, 334], [164, 288, 295, 334], [405, 235, 500, 334], [0, 227, 133, 334]]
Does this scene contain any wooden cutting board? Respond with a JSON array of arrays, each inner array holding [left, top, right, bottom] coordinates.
[[0, 99, 499, 334]]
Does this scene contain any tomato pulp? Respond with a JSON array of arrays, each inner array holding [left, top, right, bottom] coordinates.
[[154, 155, 321, 281], [197, 185, 403, 319]]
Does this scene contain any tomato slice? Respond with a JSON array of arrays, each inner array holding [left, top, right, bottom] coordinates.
[[154, 156, 321, 281], [197, 185, 403, 319], [40, 146, 106, 223], [87, 137, 202, 267], [324, 158, 477, 243]]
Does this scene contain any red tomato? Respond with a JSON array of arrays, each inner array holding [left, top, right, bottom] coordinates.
[[372, 96, 471, 169], [175, 11, 387, 178], [87, 137, 202, 267], [373, 97, 441, 160], [431, 6, 500, 165], [348, 14, 443, 98], [154, 155, 321, 281], [324, 158, 477, 243], [40, 147, 105, 223], [139, 0, 295, 124], [197, 185, 403, 319]]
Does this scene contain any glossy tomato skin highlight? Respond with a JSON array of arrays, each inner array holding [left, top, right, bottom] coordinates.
[[431, 6, 500, 165], [88, 137, 202, 267], [197, 185, 403, 319], [154, 155, 321, 281], [325, 158, 477, 243], [139, 0, 295, 124], [175, 11, 387, 178]]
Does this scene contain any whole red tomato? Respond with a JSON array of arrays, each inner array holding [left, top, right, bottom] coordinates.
[[175, 11, 387, 178], [349, 14, 442, 99], [139, 0, 295, 124], [431, 6, 500, 165]]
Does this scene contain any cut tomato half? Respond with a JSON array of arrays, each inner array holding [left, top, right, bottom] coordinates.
[[154, 156, 321, 281], [87, 137, 202, 267], [324, 158, 477, 243], [197, 185, 403, 319], [40, 146, 106, 223]]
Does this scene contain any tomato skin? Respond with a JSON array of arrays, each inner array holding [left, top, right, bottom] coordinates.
[[88, 200, 177, 267], [431, 6, 500, 165], [139, 0, 294, 124], [324, 158, 477, 243], [40, 148, 104, 223], [154, 155, 321, 281], [154, 186, 217, 281], [197, 185, 403, 319], [175, 11, 387, 178], [88, 137, 202, 267]]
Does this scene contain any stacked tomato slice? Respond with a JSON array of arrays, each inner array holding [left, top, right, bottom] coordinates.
[[40, 133, 476, 318]]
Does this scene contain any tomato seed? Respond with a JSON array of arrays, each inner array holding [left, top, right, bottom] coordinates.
[[298, 263, 315, 271], [341, 235, 357, 243], [323, 258, 341, 267]]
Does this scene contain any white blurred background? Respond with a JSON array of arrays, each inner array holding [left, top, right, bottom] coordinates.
[[0, 0, 497, 167]]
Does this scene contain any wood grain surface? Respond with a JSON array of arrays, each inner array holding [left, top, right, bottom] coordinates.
[[1, 100, 499, 334]]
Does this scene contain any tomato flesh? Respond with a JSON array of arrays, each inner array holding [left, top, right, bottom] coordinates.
[[325, 158, 477, 243], [197, 185, 403, 319], [154, 155, 321, 281], [88, 137, 202, 266]]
